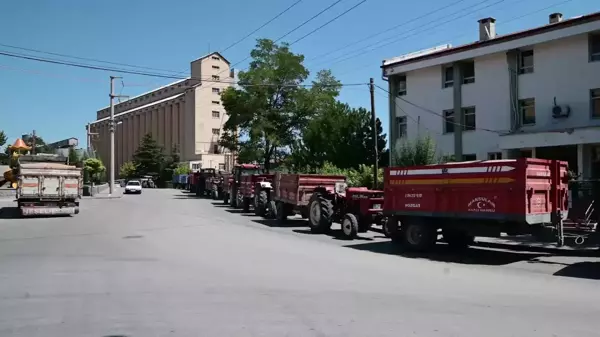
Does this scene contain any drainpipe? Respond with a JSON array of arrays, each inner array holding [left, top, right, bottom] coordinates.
[[452, 62, 463, 160]]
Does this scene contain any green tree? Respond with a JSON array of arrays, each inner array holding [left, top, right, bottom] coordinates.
[[68, 147, 80, 166], [83, 158, 106, 184], [220, 39, 312, 172], [119, 161, 137, 179], [132, 133, 165, 177], [22, 134, 51, 154], [365, 117, 388, 168], [393, 134, 439, 167], [174, 163, 190, 176], [0, 130, 7, 149]]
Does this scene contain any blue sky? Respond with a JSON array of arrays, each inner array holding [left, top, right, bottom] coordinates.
[[0, 0, 595, 148]]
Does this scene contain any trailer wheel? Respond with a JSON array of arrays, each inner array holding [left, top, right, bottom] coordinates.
[[308, 194, 333, 233], [243, 197, 251, 212], [341, 213, 359, 239], [276, 201, 287, 225], [442, 229, 474, 250], [381, 217, 392, 238], [255, 190, 268, 217], [402, 218, 436, 251], [268, 200, 277, 219]]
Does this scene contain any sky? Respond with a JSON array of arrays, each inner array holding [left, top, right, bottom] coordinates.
[[0, 0, 596, 149]]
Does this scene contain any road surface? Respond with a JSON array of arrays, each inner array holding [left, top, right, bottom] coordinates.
[[0, 189, 599, 337]]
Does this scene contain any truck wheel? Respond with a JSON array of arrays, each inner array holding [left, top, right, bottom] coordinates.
[[276, 201, 287, 225], [255, 190, 268, 217], [381, 217, 392, 238], [308, 194, 333, 233], [243, 197, 251, 213], [341, 213, 359, 239], [443, 229, 474, 250], [402, 218, 436, 251]]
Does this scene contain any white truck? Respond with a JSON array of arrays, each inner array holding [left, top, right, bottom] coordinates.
[[15, 154, 82, 216]]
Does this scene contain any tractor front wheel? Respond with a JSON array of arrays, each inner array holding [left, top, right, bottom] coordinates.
[[255, 190, 268, 217], [341, 213, 359, 239], [308, 194, 333, 233]]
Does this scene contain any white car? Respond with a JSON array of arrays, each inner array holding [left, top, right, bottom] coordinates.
[[124, 180, 142, 194]]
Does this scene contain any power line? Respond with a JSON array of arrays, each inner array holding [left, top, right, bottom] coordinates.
[[306, 0, 469, 63], [289, 0, 366, 46], [0, 50, 367, 87], [315, 0, 508, 68], [374, 84, 503, 134], [334, 0, 572, 77], [221, 0, 305, 53]]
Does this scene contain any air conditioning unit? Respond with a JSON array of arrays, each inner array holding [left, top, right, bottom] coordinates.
[[552, 97, 571, 119]]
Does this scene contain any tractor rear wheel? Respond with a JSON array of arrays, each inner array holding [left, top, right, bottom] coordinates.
[[308, 194, 333, 233], [341, 213, 359, 239], [401, 218, 437, 251]]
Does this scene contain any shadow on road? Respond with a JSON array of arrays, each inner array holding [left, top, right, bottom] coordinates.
[[252, 218, 308, 228], [474, 238, 600, 257], [0, 207, 20, 219], [553, 261, 600, 280], [293, 228, 374, 241], [225, 209, 249, 215], [344, 240, 546, 266], [211, 202, 229, 207]]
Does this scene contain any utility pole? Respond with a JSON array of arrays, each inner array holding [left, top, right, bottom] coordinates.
[[369, 78, 378, 190], [109, 76, 128, 196], [31, 130, 36, 155]]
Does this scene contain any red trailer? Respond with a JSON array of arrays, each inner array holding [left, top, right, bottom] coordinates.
[[239, 173, 275, 214], [384, 158, 570, 251], [272, 173, 346, 232]]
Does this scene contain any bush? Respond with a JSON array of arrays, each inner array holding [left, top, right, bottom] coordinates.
[[317, 162, 383, 189]]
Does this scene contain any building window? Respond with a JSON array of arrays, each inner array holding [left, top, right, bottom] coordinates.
[[212, 56, 220, 61], [488, 152, 502, 160], [590, 34, 600, 62], [212, 100, 220, 105], [519, 98, 536, 125], [519, 50, 534, 74], [443, 107, 475, 133], [463, 107, 476, 131], [213, 145, 220, 154], [212, 128, 220, 135], [462, 61, 475, 84], [463, 154, 477, 161], [444, 109, 455, 133], [212, 88, 220, 94], [396, 116, 407, 138], [591, 88, 600, 118], [212, 65, 220, 70], [398, 75, 407, 96], [212, 75, 220, 80], [192, 163, 200, 170], [443, 65, 453, 88], [212, 111, 220, 118]]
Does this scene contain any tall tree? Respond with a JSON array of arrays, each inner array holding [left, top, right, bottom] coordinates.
[[0, 130, 6, 149], [364, 117, 388, 168], [132, 133, 165, 177], [119, 161, 137, 179], [83, 158, 105, 184], [22, 134, 51, 153], [220, 39, 312, 172], [68, 147, 80, 166]]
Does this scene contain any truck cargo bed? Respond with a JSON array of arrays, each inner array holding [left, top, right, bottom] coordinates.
[[273, 173, 346, 206]]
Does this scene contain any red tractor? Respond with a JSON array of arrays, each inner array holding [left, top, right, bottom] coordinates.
[[227, 164, 261, 208], [196, 168, 216, 197], [240, 173, 275, 214]]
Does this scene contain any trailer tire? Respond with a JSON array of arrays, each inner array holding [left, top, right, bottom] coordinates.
[[243, 197, 251, 213], [276, 201, 287, 225], [308, 194, 333, 233], [381, 217, 392, 238], [255, 190, 268, 217], [268, 200, 277, 219], [443, 229, 474, 250], [341, 213, 359, 239], [402, 218, 436, 251]]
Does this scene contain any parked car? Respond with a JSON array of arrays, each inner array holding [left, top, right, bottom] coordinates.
[[124, 180, 142, 194]]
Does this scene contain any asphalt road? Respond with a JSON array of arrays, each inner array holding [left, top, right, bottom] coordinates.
[[1, 189, 600, 337]]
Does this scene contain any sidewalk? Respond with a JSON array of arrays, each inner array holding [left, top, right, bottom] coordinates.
[[85, 185, 123, 199]]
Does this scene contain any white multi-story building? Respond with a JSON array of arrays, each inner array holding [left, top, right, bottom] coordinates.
[[382, 11, 600, 178]]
